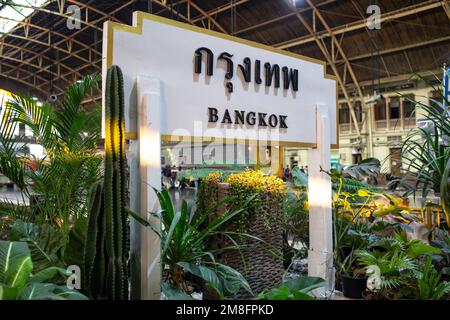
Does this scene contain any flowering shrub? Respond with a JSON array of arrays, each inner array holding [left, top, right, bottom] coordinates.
[[199, 169, 286, 231], [226, 170, 286, 196], [203, 171, 224, 184]]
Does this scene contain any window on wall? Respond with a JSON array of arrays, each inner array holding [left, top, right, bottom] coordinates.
[[354, 101, 363, 122], [339, 102, 363, 123], [403, 95, 416, 118], [339, 103, 350, 124], [389, 97, 400, 119], [374, 98, 387, 120]]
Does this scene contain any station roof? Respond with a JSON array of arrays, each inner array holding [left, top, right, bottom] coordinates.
[[0, 0, 449, 101]]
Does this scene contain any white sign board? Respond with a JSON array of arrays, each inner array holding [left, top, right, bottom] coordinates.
[[103, 12, 337, 147], [102, 12, 336, 300]]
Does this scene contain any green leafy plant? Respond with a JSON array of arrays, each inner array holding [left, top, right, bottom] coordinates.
[[283, 191, 309, 248], [342, 158, 381, 180], [355, 232, 442, 298], [388, 75, 450, 230], [431, 232, 450, 277], [291, 164, 379, 193], [9, 220, 66, 273], [0, 240, 87, 300], [256, 276, 325, 300], [0, 74, 102, 233], [416, 256, 450, 300], [291, 166, 308, 189], [83, 65, 129, 300], [147, 188, 253, 299], [321, 158, 383, 285]]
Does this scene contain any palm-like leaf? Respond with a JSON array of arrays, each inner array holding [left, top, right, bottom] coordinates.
[[0, 74, 102, 232], [143, 188, 256, 298], [390, 75, 450, 199], [0, 103, 26, 189]]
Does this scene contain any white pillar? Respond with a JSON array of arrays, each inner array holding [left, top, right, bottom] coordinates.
[[135, 76, 162, 300], [307, 105, 334, 295]]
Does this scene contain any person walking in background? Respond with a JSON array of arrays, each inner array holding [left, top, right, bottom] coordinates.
[[283, 165, 291, 181]]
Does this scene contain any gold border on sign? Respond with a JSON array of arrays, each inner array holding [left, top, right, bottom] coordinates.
[[105, 11, 339, 149]]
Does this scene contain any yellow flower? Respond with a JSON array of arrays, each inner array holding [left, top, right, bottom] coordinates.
[[225, 169, 286, 195], [357, 189, 370, 197], [205, 172, 223, 184]]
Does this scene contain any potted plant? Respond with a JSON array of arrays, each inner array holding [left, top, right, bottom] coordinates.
[[354, 232, 443, 300], [333, 216, 371, 294], [339, 249, 367, 299]]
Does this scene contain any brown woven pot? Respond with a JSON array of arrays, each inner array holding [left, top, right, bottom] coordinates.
[[199, 182, 284, 299]]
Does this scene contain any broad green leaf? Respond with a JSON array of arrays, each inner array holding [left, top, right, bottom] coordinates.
[[20, 283, 88, 300], [162, 212, 181, 259], [292, 166, 308, 187], [0, 284, 20, 300], [344, 158, 381, 179], [9, 221, 66, 272], [291, 291, 316, 300], [178, 262, 222, 295], [283, 276, 326, 293], [406, 241, 442, 259], [53, 286, 89, 300], [214, 263, 252, 296], [257, 286, 290, 300], [162, 282, 194, 300], [256, 285, 316, 300], [31, 267, 70, 283], [0, 241, 33, 289], [20, 283, 57, 300]]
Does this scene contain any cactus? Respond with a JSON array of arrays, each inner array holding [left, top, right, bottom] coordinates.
[[84, 65, 129, 300]]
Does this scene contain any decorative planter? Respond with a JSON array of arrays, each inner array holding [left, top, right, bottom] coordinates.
[[341, 274, 367, 299], [199, 182, 284, 299]]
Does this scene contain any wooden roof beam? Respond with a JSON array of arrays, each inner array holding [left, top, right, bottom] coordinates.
[[443, 0, 450, 20], [151, 0, 192, 24], [349, 0, 390, 79], [0, 15, 102, 56], [31, 0, 135, 72], [293, 11, 361, 137], [233, 0, 337, 35], [0, 52, 82, 81], [188, 1, 228, 33], [65, 0, 122, 23], [191, 0, 249, 23], [276, 0, 445, 49], [0, 31, 95, 67], [304, 0, 365, 104], [1, 1, 102, 31], [334, 35, 450, 64], [347, 68, 443, 89], [0, 60, 64, 94], [0, 73, 48, 96]]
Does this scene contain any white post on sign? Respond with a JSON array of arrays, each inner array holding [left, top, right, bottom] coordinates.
[[307, 105, 334, 296], [136, 75, 163, 300]]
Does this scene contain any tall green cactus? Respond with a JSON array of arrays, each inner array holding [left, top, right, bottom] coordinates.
[[84, 65, 129, 300]]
